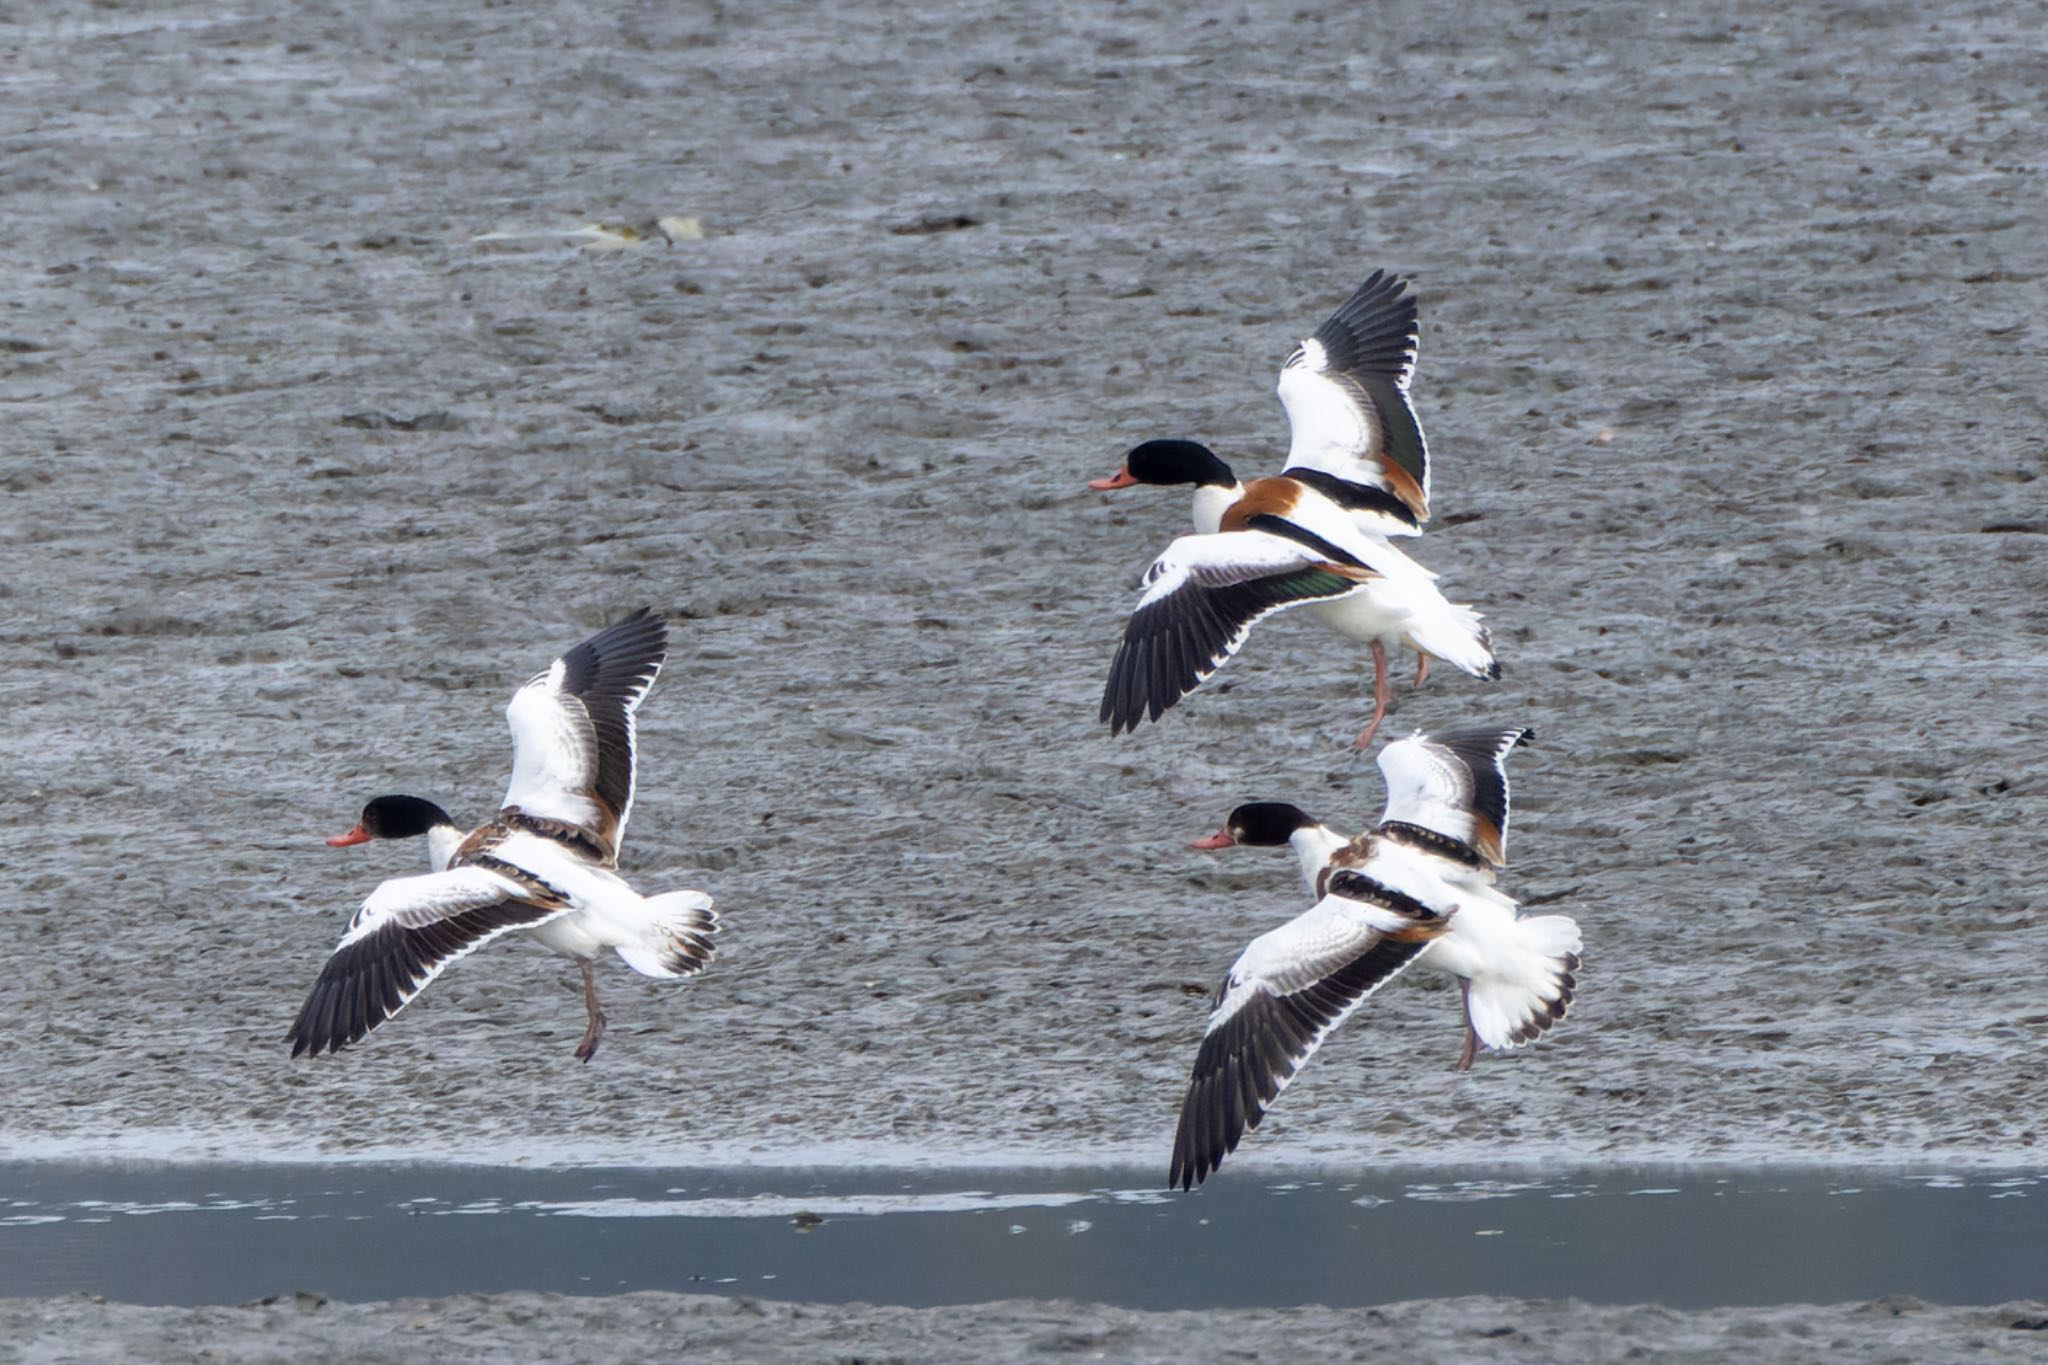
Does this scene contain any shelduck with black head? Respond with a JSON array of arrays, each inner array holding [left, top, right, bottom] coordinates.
[[1190, 726, 1580, 1076], [288, 609, 719, 1064], [1089, 272, 1499, 747]]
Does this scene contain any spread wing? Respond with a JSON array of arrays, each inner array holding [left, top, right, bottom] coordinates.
[[1374, 726, 1532, 867], [1100, 531, 1371, 735], [1276, 270, 1429, 536], [1168, 878, 1448, 1190], [500, 609, 668, 860], [286, 866, 572, 1057]]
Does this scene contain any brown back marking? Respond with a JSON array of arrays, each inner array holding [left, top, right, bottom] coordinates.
[[1217, 477, 1304, 533]]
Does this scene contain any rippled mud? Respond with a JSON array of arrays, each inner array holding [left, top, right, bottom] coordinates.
[[11, 1292, 2048, 1365], [4, 0, 2044, 1254]]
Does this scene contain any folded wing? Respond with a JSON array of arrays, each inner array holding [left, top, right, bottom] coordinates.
[[1277, 270, 1429, 535], [1101, 532, 1371, 735], [501, 609, 668, 860], [286, 866, 571, 1057]]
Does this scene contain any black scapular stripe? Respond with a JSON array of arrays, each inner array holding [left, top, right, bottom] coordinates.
[[1377, 820, 1488, 869], [1324, 868, 1450, 923], [1278, 468, 1420, 530], [497, 810, 612, 867], [1241, 513, 1368, 570]]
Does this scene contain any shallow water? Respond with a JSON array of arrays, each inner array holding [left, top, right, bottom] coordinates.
[[4, 1164, 2042, 1310]]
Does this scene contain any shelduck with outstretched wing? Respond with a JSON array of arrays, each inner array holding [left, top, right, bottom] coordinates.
[[288, 610, 719, 1063], [1089, 271, 1497, 744], [1188, 725, 1579, 1075]]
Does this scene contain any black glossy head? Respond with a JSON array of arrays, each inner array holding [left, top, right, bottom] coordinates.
[[328, 794, 456, 846], [1192, 801, 1319, 850], [1225, 801, 1319, 846], [1125, 439, 1237, 489]]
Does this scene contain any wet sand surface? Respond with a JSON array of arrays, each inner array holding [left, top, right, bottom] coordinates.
[[3, 0, 2045, 1351], [8, 1293, 2048, 1365]]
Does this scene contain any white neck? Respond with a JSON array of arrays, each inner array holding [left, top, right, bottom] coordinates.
[[426, 823, 463, 872], [1190, 482, 1245, 536], [1289, 825, 1351, 896]]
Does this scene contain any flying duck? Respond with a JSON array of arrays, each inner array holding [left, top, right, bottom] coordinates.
[[1090, 274, 1495, 746], [1191, 726, 1579, 1073], [288, 609, 718, 1063]]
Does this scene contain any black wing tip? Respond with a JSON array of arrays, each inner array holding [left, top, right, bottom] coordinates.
[[1336, 267, 1412, 314], [1422, 726, 1533, 846], [285, 1001, 355, 1058], [556, 611, 670, 709], [591, 607, 669, 656], [1316, 271, 1419, 357], [1429, 725, 1532, 768], [1100, 632, 1188, 736]]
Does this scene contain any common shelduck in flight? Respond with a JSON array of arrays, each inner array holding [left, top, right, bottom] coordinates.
[[1090, 272, 1496, 747], [1191, 726, 1579, 1074], [288, 609, 718, 1063]]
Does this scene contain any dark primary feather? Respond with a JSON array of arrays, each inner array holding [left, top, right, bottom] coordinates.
[[1101, 564, 1360, 735], [1311, 270, 1419, 385], [554, 609, 668, 824], [1426, 726, 1532, 853], [285, 899, 563, 1058], [1167, 936, 1432, 1191], [1292, 270, 1428, 505]]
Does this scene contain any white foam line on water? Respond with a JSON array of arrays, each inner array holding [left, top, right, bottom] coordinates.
[[3, 1126, 2045, 1180], [525, 1190, 1103, 1220]]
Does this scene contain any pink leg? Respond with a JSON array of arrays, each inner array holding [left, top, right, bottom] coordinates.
[[1413, 652, 1432, 688], [574, 959, 607, 1063], [1354, 640, 1392, 749], [1456, 978, 1478, 1071]]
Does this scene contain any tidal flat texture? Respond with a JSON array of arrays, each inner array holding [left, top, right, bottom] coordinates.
[[5, 0, 2044, 1182], [7, 1293, 2048, 1365]]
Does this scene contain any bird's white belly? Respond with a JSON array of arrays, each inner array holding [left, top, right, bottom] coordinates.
[[530, 911, 606, 962], [1417, 895, 1515, 982], [1308, 588, 1406, 643]]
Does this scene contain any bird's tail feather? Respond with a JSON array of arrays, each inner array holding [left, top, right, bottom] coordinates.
[[614, 890, 719, 979]]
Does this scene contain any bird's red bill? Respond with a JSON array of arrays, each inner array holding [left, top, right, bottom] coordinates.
[[1188, 831, 1237, 850], [326, 824, 372, 847], [1088, 467, 1139, 491]]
